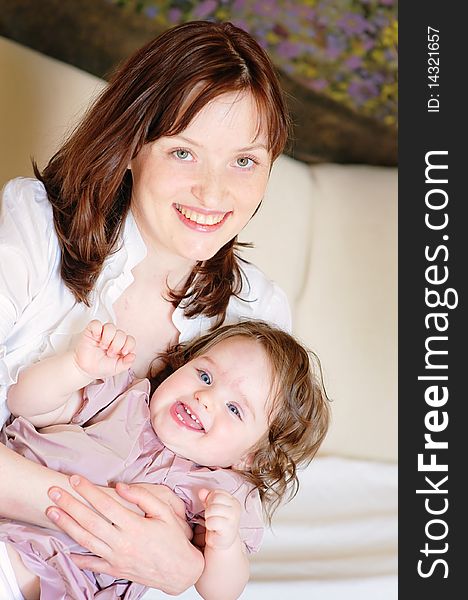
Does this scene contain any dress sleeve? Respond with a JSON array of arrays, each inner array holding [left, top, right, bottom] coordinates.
[[0, 179, 53, 342], [163, 466, 265, 554], [71, 370, 137, 424]]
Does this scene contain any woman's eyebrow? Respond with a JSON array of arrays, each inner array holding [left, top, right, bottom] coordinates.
[[170, 135, 201, 147], [169, 135, 268, 153], [237, 143, 268, 153]]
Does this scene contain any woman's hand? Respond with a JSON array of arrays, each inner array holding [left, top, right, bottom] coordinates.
[[46, 475, 205, 594]]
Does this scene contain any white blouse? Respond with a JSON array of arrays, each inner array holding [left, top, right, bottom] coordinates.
[[0, 178, 291, 427]]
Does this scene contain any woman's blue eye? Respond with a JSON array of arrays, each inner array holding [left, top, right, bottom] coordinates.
[[174, 149, 191, 160], [236, 157, 254, 168], [199, 370, 211, 385], [227, 403, 242, 419]]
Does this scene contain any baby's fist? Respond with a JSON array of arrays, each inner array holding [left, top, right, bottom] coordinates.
[[74, 320, 136, 378], [198, 489, 241, 550]]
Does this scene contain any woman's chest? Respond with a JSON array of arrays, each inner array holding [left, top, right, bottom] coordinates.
[[113, 283, 179, 377]]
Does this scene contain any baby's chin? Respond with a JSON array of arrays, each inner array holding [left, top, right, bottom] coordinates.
[[169, 447, 235, 469], [154, 426, 240, 468]]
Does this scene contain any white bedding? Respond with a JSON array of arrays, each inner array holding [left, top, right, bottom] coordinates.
[[144, 456, 398, 599]]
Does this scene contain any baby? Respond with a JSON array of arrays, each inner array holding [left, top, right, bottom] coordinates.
[[1, 320, 330, 599]]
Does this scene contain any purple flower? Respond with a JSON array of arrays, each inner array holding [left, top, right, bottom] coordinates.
[[371, 72, 386, 85], [233, 0, 246, 11], [231, 18, 249, 32], [283, 15, 302, 34], [193, 0, 217, 19], [362, 37, 375, 51], [310, 79, 328, 92], [168, 8, 182, 23], [304, 44, 317, 56], [325, 34, 346, 59], [277, 40, 303, 60], [252, 25, 269, 39], [316, 15, 329, 28], [345, 55, 363, 70], [252, 0, 280, 19], [373, 14, 390, 28], [348, 80, 379, 105], [337, 13, 369, 35], [284, 0, 315, 21], [144, 5, 158, 19]]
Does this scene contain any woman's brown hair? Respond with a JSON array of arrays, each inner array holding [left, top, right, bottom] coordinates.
[[34, 21, 290, 322], [149, 320, 330, 523]]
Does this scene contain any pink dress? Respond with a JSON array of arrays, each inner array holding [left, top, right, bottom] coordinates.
[[0, 372, 263, 599]]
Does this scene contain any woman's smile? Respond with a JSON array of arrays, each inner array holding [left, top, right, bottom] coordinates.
[[173, 203, 232, 231]]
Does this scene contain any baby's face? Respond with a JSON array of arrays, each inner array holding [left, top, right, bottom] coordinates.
[[150, 336, 271, 468]]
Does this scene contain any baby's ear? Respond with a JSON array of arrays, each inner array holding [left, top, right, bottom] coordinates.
[[233, 452, 254, 471]]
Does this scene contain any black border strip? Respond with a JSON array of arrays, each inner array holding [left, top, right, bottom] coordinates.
[[399, 3, 465, 596]]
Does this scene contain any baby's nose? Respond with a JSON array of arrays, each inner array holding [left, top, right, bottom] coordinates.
[[195, 389, 212, 410]]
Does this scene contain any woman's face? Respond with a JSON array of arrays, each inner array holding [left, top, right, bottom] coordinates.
[[129, 92, 271, 263]]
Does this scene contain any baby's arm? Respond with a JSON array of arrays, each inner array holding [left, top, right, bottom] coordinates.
[[195, 489, 249, 600], [6, 320, 135, 427]]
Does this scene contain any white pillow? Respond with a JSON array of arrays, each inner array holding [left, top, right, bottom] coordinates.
[[295, 164, 397, 462]]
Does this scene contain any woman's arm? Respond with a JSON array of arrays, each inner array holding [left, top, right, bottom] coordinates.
[[47, 476, 205, 594], [0, 443, 145, 523], [0, 445, 204, 593], [0, 442, 86, 527]]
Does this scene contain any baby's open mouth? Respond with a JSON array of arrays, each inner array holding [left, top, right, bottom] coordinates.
[[174, 402, 205, 431]]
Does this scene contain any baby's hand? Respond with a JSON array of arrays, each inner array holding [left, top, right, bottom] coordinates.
[[73, 320, 136, 379], [198, 489, 241, 550]]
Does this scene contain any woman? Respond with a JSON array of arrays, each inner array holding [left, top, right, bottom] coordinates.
[[0, 20, 291, 595]]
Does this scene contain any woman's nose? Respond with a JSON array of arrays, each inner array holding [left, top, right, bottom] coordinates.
[[191, 168, 226, 208]]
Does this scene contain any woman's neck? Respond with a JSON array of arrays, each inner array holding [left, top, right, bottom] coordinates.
[[132, 245, 195, 295], [130, 208, 196, 293]]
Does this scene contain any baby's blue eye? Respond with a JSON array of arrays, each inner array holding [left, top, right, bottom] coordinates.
[[227, 403, 242, 419], [198, 370, 212, 385]]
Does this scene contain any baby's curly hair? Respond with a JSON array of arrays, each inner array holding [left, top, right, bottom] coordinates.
[[149, 320, 330, 523]]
